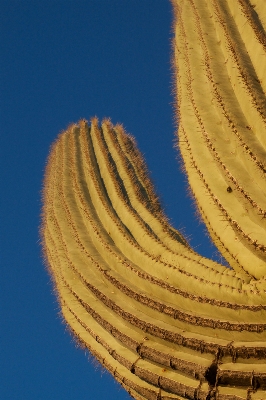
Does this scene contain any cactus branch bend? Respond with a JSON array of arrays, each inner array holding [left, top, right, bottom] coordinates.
[[41, 1, 266, 399]]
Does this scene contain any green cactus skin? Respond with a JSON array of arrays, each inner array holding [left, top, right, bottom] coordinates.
[[41, 1, 266, 399]]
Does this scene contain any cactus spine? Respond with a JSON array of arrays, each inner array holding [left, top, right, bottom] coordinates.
[[42, 1, 266, 399]]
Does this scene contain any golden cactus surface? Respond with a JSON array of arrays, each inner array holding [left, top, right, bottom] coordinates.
[[41, 1, 266, 399]]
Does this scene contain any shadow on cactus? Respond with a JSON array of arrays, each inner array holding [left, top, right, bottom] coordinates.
[[41, 1, 266, 399]]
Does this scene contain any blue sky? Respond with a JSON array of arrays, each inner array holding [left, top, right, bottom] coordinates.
[[1, 1, 221, 399]]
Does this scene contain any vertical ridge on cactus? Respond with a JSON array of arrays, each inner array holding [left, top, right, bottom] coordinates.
[[41, 1, 266, 399]]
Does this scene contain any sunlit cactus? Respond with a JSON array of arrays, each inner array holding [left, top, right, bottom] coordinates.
[[41, 1, 266, 399], [173, 0, 266, 281]]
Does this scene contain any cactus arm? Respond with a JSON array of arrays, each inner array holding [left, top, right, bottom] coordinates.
[[42, 116, 266, 399], [172, 0, 266, 278], [41, 1, 266, 398]]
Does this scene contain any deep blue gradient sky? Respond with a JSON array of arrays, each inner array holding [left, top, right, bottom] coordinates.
[[1, 2, 223, 399]]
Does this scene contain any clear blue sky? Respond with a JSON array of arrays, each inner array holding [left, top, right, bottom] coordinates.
[[1, 1, 221, 399]]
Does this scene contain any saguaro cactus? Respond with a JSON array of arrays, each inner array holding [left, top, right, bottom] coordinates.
[[41, 1, 266, 399], [173, 0, 266, 280]]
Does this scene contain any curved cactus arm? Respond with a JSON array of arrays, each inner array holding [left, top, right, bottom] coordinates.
[[42, 118, 266, 399], [172, 0, 266, 279], [41, 1, 266, 399]]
